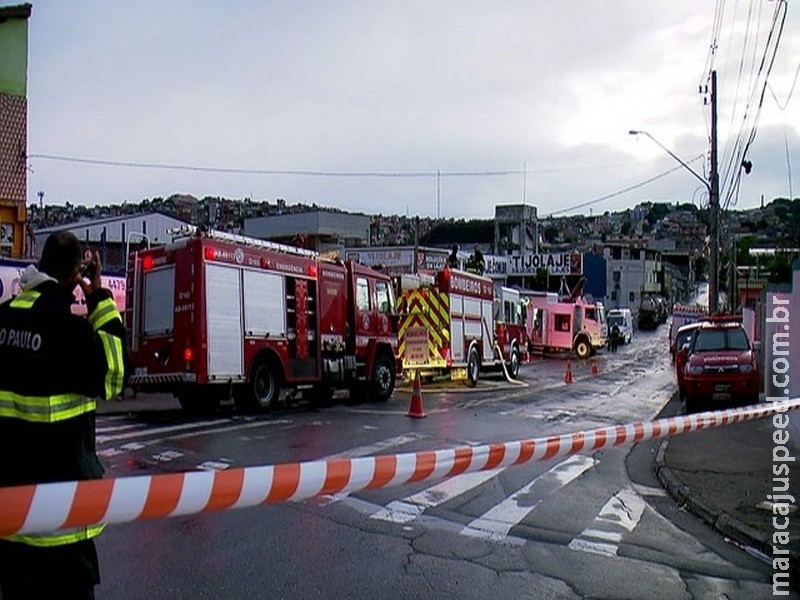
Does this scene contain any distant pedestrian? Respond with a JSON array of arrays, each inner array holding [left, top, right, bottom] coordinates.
[[0, 231, 130, 599], [609, 325, 620, 353]]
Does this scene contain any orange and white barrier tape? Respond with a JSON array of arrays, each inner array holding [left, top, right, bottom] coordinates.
[[1, 399, 798, 537]]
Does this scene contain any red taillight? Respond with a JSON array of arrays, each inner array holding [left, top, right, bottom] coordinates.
[[184, 347, 194, 361], [307, 263, 318, 277], [204, 246, 216, 260], [142, 256, 154, 270]]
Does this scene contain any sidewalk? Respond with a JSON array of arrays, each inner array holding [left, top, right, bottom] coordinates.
[[655, 410, 800, 563]]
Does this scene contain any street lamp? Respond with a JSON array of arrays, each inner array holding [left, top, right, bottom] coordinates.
[[628, 127, 720, 313], [629, 130, 709, 191]]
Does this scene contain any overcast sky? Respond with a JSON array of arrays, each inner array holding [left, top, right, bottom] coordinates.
[[22, 1, 800, 219]]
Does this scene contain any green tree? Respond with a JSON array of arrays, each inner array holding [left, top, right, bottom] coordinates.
[[768, 255, 793, 284]]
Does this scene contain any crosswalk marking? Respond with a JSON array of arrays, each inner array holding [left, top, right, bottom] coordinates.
[[370, 468, 505, 524], [569, 485, 646, 556], [460, 454, 596, 540], [324, 433, 428, 460], [96, 419, 232, 443], [632, 483, 667, 498]]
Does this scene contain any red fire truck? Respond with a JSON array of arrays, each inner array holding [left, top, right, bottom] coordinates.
[[396, 267, 527, 384], [524, 286, 607, 359], [125, 228, 400, 413]]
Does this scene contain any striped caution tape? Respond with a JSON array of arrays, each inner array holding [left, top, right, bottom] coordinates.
[[1, 399, 798, 537]]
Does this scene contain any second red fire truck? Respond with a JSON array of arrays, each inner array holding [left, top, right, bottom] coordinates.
[[125, 228, 400, 413], [395, 267, 528, 384]]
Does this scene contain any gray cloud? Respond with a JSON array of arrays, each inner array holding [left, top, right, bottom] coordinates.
[[25, 1, 800, 218]]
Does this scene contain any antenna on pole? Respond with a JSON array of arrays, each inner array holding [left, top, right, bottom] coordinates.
[[523, 162, 527, 204], [436, 170, 441, 219]]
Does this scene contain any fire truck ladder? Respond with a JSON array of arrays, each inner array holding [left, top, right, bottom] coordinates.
[[172, 227, 319, 258], [124, 232, 150, 353]]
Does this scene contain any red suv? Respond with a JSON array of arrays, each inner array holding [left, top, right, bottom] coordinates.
[[682, 320, 759, 413], [674, 321, 703, 400]]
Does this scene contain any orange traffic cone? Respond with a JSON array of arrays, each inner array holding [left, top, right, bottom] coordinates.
[[407, 371, 427, 418], [591, 359, 599, 376], [564, 360, 573, 384]]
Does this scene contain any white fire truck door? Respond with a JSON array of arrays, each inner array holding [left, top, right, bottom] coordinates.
[[205, 264, 244, 380]]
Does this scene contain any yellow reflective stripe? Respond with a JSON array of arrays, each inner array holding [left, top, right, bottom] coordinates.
[[98, 332, 125, 399], [9, 290, 41, 309], [0, 391, 96, 423], [4, 524, 105, 547], [88, 298, 121, 331]]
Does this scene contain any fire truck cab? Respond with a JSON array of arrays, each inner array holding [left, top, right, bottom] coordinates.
[[125, 228, 400, 413]]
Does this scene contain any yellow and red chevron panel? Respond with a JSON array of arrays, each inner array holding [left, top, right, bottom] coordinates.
[[398, 288, 450, 368]]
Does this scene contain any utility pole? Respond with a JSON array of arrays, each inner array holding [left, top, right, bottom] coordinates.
[[709, 70, 720, 314]]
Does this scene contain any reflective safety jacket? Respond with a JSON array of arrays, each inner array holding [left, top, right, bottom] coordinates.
[[0, 279, 130, 547]]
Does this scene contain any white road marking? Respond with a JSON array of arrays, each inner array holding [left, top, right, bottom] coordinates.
[[96, 423, 141, 434], [460, 454, 596, 540], [324, 433, 428, 460], [569, 485, 647, 556], [197, 460, 232, 471], [96, 419, 294, 459], [370, 468, 505, 524], [96, 419, 232, 443], [632, 483, 667, 498]]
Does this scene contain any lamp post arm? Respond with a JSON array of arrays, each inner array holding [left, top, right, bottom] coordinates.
[[629, 130, 710, 191]]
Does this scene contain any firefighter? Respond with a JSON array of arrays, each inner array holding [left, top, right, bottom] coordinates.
[[472, 244, 485, 275], [448, 244, 460, 268], [0, 231, 130, 599]]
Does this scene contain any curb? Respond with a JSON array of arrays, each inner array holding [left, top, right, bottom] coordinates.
[[653, 437, 790, 560]]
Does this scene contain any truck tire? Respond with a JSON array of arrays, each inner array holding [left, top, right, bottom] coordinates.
[[235, 358, 282, 413], [467, 347, 480, 386], [369, 352, 396, 402], [508, 347, 520, 379], [574, 337, 591, 360]]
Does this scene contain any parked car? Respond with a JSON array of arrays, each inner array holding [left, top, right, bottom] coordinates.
[[606, 308, 633, 345], [674, 321, 703, 399], [682, 319, 759, 413]]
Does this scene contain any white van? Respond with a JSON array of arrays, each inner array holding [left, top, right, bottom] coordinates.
[[606, 308, 633, 344]]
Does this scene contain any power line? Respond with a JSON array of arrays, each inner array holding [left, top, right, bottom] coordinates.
[[548, 156, 706, 216], [26, 153, 527, 178], [768, 58, 800, 110]]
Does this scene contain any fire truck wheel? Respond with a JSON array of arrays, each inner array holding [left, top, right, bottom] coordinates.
[[508, 348, 520, 379], [235, 358, 282, 412], [467, 348, 480, 387], [369, 353, 396, 402], [574, 337, 591, 360]]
